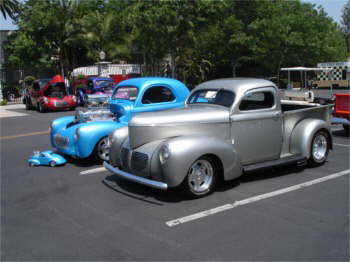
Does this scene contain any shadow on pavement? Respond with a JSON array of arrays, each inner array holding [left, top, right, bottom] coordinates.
[[332, 129, 350, 138]]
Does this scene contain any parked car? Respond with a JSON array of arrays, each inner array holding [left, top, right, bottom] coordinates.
[[332, 93, 350, 133], [27, 150, 66, 167], [105, 78, 333, 198], [23, 78, 50, 106], [75, 77, 114, 106], [50, 77, 189, 162], [26, 75, 77, 112]]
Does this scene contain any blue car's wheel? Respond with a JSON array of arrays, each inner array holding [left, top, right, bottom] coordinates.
[[94, 136, 110, 162], [29, 162, 35, 167]]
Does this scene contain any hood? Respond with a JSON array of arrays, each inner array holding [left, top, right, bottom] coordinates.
[[49, 75, 64, 84], [129, 105, 230, 148]]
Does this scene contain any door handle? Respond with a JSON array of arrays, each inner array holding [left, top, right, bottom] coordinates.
[[273, 112, 281, 117]]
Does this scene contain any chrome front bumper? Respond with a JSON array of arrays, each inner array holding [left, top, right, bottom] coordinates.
[[103, 161, 168, 190]]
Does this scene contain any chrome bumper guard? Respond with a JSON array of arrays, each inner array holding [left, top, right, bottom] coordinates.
[[103, 161, 168, 190]]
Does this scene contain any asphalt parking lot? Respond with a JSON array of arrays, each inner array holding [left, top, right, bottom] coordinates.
[[1, 105, 349, 261]]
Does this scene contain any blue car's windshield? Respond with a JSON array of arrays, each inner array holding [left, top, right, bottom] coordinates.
[[95, 80, 112, 87], [112, 86, 138, 101], [188, 89, 235, 108]]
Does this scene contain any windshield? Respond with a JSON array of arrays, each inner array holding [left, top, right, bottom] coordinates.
[[95, 80, 113, 87], [44, 83, 67, 98], [188, 89, 235, 108], [112, 86, 138, 101]]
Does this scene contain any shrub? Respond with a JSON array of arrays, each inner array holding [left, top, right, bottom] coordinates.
[[0, 100, 8, 106], [23, 75, 36, 85], [77, 74, 86, 80]]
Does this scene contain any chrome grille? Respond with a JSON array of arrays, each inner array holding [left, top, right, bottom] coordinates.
[[131, 151, 148, 171], [120, 147, 129, 168], [53, 134, 69, 148]]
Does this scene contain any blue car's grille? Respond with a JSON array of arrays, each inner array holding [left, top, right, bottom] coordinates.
[[53, 134, 69, 148], [131, 151, 148, 171]]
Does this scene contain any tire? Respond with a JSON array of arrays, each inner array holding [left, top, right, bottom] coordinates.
[[93, 136, 110, 162], [308, 130, 330, 166], [29, 162, 35, 167], [8, 93, 15, 102], [38, 103, 45, 113], [343, 124, 349, 134], [49, 161, 56, 167], [25, 100, 31, 110], [180, 156, 217, 198]]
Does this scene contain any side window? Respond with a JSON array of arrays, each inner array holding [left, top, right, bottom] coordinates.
[[142, 86, 175, 104], [239, 91, 275, 111]]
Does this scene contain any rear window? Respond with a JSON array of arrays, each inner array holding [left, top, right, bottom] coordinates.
[[188, 89, 235, 108]]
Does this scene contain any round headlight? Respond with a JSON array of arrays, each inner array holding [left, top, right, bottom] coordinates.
[[159, 144, 171, 164]]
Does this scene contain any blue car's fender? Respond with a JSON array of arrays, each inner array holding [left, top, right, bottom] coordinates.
[[50, 116, 75, 147], [28, 159, 40, 166], [75, 121, 127, 158]]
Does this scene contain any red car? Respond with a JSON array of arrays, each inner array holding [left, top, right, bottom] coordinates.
[[26, 75, 77, 112], [332, 93, 350, 133]]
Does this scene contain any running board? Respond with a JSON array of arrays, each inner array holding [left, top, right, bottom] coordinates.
[[243, 155, 307, 174]]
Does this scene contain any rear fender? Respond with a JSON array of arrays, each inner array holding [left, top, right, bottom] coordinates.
[[76, 122, 127, 158], [158, 135, 242, 187], [290, 119, 332, 158]]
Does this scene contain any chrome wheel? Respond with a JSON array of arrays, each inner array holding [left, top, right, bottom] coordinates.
[[312, 134, 327, 162], [309, 131, 329, 166], [187, 159, 214, 194], [97, 137, 110, 161]]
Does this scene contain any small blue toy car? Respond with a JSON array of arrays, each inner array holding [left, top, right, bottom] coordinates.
[[28, 150, 66, 167]]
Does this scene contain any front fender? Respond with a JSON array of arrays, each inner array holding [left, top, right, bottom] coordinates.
[[290, 118, 332, 158], [109, 126, 129, 166], [50, 116, 75, 146], [158, 135, 242, 187], [76, 121, 127, 158]]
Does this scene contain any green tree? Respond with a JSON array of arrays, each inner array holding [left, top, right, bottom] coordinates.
[[341, 0, 350, 52]]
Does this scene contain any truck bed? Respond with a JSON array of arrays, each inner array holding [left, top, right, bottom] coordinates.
[[280, 101, 331, 157]]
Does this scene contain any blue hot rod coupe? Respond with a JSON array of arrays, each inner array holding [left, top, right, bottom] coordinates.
[[50, 77, 189, 162]]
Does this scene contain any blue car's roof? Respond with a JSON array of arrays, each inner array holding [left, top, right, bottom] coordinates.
[[41, 150, 53, 154], [116, 77, 188, 92]]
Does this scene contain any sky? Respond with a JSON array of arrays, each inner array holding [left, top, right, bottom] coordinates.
[[0, 0, 347, 30]]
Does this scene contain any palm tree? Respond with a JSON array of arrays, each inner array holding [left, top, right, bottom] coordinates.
[[0, 0, 20, 20]]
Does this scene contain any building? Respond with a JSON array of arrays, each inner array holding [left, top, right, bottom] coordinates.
[[0, 30, 15, 100], [315, 60, 350, 88]]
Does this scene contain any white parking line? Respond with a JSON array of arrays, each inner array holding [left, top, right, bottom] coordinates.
[[79, 166, 107, 175], [334, 143, 350, 147], [166, 169, 350, 227]]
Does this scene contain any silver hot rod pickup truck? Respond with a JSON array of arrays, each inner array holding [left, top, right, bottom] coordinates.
[[104, 78, 332, 197]]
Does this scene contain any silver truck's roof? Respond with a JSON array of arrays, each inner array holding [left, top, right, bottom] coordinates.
[[193, 78, 277, 94]]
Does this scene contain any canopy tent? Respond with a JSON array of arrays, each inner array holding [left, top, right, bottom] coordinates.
[[280, 67, 333, 89]]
